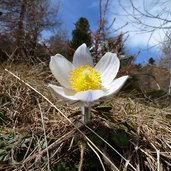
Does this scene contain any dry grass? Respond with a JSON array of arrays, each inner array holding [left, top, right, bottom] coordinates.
[[0, 62, 171, 171]]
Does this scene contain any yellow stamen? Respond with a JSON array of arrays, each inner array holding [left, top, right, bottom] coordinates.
[[69, 65, 102, 92]]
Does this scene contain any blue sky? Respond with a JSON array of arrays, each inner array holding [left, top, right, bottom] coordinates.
[[58, 0, 100, 35], [49, 0, 170, 64]]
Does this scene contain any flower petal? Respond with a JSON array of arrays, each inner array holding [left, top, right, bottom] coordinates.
[[74, 90, 105, 102], [48, 84, 78, 102], [50, 54, 74, 89], [73, 44, 93, 67], [105, 76, 129, 96], [95, 52, 120, 86]]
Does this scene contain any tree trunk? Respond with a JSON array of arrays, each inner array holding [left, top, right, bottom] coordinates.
[[15, 0, 27, 60]]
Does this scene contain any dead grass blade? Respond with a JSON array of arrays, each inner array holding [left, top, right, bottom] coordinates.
[[4, 68, 120, 170]]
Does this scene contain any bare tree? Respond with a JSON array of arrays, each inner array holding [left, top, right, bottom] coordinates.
[[119, 0, 171, 32], [0, 0, 60, 62], [117, 0, 171, 93], [91, 0, 128, 64], [160, 33, 171, 68], [159, 33, 171, 94], [116, 0, 171, 55]]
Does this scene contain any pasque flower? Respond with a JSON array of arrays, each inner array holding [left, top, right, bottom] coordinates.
[[49, 44, 128, 122]]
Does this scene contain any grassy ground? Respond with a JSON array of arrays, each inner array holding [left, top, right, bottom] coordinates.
[[0, 62, 171, 171]]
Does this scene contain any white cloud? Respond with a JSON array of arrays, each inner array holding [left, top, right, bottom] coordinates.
[[108, 0, 171, 48]]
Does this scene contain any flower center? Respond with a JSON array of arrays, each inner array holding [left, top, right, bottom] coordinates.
[[69, 65, 102, 92]]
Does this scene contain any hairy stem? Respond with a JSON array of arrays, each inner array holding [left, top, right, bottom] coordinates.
[[81, 106, 91, 123]]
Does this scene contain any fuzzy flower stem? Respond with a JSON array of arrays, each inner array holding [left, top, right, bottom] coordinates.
[[81, 106, 91, 123]]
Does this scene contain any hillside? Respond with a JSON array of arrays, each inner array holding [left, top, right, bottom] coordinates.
[[0, 62, 171, 170]]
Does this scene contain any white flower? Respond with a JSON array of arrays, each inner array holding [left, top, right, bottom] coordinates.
[[48, 43, 128, 105]]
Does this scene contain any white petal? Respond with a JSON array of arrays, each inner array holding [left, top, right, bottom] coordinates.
[[74, 90, 105, 102], [73, 44, 93, 67], [105, 76, 129, 96], [95, 52, 120, 86], [50, 54, 74, 89], [48, 84, 78, 102]]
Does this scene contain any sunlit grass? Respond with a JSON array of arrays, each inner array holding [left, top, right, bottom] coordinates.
[[0, 62, 171, 170]]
